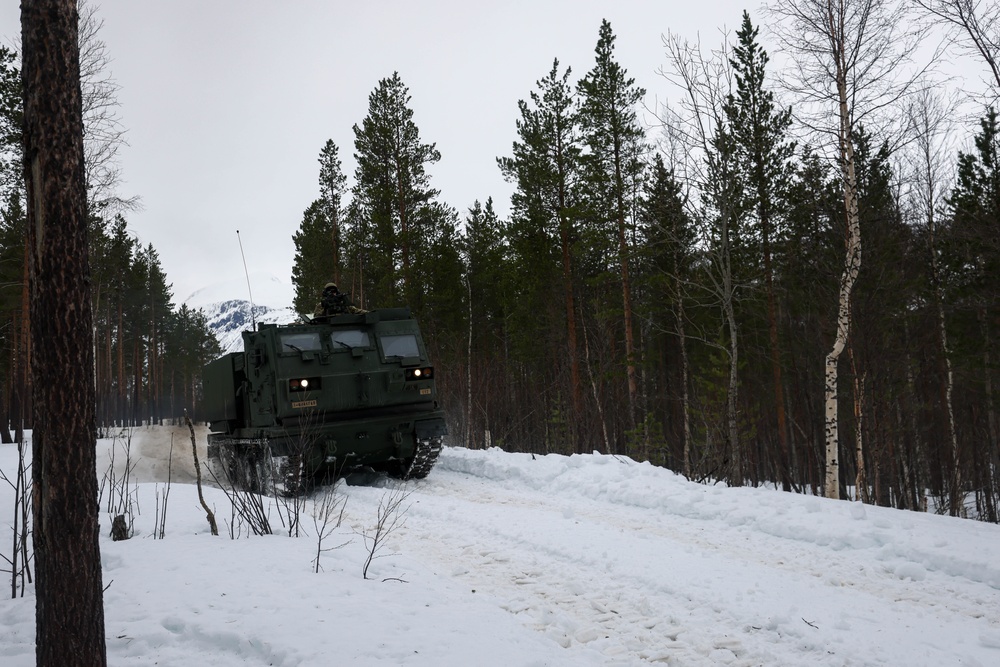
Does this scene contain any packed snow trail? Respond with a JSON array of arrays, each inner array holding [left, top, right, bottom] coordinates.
[[4, 428, 1000, 666], [342, 447, 1000, 666]]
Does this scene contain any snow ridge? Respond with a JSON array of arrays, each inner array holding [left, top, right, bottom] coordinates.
[[438, 447, 1000, 590]]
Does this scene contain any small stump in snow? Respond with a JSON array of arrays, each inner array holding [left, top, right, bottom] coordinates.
[[111, 514, 129, 541]]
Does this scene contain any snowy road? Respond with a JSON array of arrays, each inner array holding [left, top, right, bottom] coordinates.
[[4, 428, 999, 666], [343, 448, 1000, 666]]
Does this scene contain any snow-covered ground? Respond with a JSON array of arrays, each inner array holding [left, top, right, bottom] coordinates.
[[2, 426, 999, 666]]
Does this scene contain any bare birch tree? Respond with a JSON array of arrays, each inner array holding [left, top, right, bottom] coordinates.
[[914, 0, 1000, 92], [769, 0, 928, 499], [77, 0, 134, 215], [658, 33, 747, 484]]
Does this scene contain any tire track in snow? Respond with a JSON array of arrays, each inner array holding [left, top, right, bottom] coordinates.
[[382, 474, 782, 666], [363, 457, 1000, 667]]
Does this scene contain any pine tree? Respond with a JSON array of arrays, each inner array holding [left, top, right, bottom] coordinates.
[[22, 0, 107, 660], [498, 59, 586, 451], [291, 199, 334, 315], [346, 72, 441, 309], [577, 19, 648, 434], [944, 109, 1000, 513], [0, 45, 22, 201]]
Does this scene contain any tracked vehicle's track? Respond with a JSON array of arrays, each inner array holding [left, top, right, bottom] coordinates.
[[404, 437, 443, 479], [209, 435, 443, 493]]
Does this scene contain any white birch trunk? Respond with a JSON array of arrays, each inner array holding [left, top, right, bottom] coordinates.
[[824, 62, 862, 500]]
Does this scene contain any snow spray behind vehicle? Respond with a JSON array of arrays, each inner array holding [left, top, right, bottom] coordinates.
[[201, 307, 447, 493]]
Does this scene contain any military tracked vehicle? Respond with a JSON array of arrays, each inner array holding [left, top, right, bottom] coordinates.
[[202, 307, 446, 493]]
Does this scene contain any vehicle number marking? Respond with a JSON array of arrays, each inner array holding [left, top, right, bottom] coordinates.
[[292, 399, 318, 408]]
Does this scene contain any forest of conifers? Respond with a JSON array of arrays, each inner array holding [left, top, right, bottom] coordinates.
[[2, 3, 999, 522], [0, 16, 221, 441]]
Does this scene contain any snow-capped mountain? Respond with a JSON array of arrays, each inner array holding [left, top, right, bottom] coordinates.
[[183, 272, 300, 355]]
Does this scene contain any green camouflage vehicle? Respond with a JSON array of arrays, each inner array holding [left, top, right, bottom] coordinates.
[[202, 307, 447, 493]]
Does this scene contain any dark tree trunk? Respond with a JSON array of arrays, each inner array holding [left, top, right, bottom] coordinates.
[[21, 1, 108, 665]]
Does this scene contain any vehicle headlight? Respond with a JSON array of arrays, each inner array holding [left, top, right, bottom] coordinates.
[[289, 377, 321, 392], [404, 367, 434, 381]]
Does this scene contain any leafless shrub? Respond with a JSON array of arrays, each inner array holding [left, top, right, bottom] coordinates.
[[152, 436, 174, 539], [359, 483, 412, 580], [206, 445, 274, 538], [1, 437, 33, 597], [98, 428, 139, 541], [312, 481, 350, 573]]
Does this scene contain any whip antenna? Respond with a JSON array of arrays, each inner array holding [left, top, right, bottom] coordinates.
[[236, 229, 257, 330]]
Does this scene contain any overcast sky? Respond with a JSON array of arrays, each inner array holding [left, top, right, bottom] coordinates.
[[1, 0, 967, 307]]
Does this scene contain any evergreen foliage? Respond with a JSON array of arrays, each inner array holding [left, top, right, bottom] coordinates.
[[345, 72, 443, 310], [0, 10, 998, 521], [291, 199, 334, 315], [577, 19, 648, 434]]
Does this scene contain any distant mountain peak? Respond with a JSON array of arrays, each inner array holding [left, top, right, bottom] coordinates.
[[184, 271, 295, 311], [185, 273, 300, 355]]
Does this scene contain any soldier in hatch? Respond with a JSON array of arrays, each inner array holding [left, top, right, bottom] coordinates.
[[313, 282, 364, 317]]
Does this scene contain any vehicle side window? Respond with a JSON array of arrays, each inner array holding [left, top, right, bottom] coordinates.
[[331, 329, 370, 349], [380, 334, 420, 358], [281, 332, 322, 353]]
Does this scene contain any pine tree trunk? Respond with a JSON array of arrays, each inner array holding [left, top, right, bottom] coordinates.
[[331, 208, 341, 285], [465, 274, 473, 448], [21, 0, 108, 663], [612, 142, 639, 430], [724, 272, 741, 486], [762, 210, 791, 491], [583, 318, 611, 453], [980, 309, 998, 520], [676, 286, 692, 478], [557, 176, 583, 453], [18, 241, 31, 436], [928, 206, 961, 515], [117, 300, 124, 424]]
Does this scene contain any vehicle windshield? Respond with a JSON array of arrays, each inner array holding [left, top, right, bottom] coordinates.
[[331, 329, 370, 349], [380, 334, 420, 358], [281, 332, 322, 353]]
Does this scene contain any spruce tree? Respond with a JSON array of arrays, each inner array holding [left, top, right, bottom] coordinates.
[[723, 11, 796, 489], [318, 139, 346, 284]]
